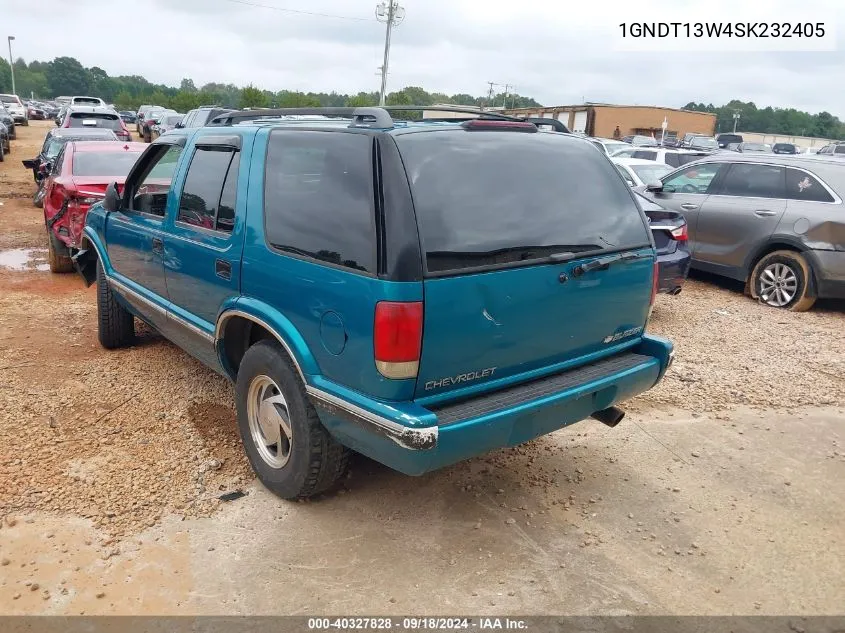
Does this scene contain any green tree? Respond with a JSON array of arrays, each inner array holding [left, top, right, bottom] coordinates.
[[0, 59, 11, 93], [46, 56, 91, 96], [276, 90, 320, 107], [180, 78, 197, 93], [240, 84, 268, 109], [346, 92, 377, 107]]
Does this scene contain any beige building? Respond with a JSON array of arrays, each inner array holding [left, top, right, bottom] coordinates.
[[502, 103, 716, 139]]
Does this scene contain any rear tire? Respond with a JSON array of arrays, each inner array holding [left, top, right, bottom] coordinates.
[[235, 340, 350, 499], [96, 260, 135, 348], [46, 230, 74, 273], [22, 119, 28, 127], [750, 250, 816, 312]]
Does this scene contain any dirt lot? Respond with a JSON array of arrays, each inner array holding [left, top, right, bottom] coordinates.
[[0, 121, 843, 615]]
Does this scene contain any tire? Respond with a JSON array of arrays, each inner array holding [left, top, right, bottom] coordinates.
[[0, 144, 4, 162], [750, 250, 816, 312], [22, 119, 28, 126], [96, 260, 135, 348], [235, 340, 350, 499], [46, 230, 73, 273]]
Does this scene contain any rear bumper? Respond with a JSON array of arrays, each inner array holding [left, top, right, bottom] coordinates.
[[656, 246, 691, 294], [806, 249, 845, 299], [311, 334, 673, 476]]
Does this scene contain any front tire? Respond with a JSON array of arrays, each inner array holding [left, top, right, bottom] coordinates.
[[750, 250, 816, 312], [235, 340, 350, 499], [96, 260, 135, 348], [47, 230, 73, 273]]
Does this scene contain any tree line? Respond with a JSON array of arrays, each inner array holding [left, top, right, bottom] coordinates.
[[0, 56, 540, 114], [1, 55, 842, 139], [683, 100, 845, 140]]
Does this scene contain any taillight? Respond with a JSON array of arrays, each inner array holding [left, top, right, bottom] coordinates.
[[374, 301, 423, 379], [670, 225, 688, 241]]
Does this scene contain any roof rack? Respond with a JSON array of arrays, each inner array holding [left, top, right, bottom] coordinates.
[[207, 105, 523, 129]]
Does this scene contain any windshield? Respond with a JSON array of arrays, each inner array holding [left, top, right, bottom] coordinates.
[[0, 95, 20, 105], [742, 143, 769, 152], [67, 114, 122, 130], [73, 151, 142, 177], [163, 115, 183, 125], [691, 136, 718, 148], [396, 130, 650, 273], [631, 163, 672, 183]]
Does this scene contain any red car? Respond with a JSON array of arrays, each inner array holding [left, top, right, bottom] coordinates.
[[43, 141, 146, 272], [60, 106, 132, 142]]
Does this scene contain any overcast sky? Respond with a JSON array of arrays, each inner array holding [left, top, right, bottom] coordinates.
[[7, 0, 844, 117]]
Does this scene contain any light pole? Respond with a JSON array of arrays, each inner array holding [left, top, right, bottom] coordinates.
[[6, 36, 15, 95], [375, 1, 405, 106], [732, 111, 741, 133]]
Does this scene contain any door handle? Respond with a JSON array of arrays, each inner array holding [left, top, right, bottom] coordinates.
[[215, 259, 232, 281], [151, 237, 163, 253], [754, 209, 777, 217], [680, 203, 699, 210]]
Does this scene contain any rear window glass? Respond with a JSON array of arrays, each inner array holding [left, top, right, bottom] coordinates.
[[395, 131, 650, 273], [73, 97, 101, 105], [72, 151, 142, 177], [263, 131, 375, 274], [67, 114, 121, 130]]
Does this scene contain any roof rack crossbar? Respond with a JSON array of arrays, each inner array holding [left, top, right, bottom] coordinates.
[[208, 105, 524, 127]]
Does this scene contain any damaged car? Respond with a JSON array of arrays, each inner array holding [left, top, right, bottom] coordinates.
[[41, 141, 146, 272]]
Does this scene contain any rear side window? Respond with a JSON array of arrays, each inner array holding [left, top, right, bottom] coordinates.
[[177, 147, 240, 233], [785, 168, 835, 203], [836, 146, 845, 155], [395, 131, 650, 273], [263, 131, 375, 274], [719, 163, 784, 198]]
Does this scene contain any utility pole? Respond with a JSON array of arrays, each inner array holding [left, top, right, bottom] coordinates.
[[501, 84, 511, 109], [486, 81, 496, 109], [732, 110, 741, 133], [376, 1, 405, 106], [6, 36, 15, 95]]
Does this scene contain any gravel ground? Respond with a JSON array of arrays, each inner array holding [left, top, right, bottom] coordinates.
[[1, 121, 843, 539]]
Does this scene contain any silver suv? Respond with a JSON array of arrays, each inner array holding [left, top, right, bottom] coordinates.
[[642, 153, 845, 311]]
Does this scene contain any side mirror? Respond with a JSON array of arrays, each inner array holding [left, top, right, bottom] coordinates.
[[22, 159, 38, 169], [103, 182, 121, 212], [646, 181, 664, 192]]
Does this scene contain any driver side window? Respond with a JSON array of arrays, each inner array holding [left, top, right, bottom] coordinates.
[[130, 145, 183, 216], [662, 163, 722, 194]]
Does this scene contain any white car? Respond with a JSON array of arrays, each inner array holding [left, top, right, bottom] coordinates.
[[588, 137, 630, 157], [611, 157, 673, 187], [0, 94, 28, 125], [610, 146, 711, 168]]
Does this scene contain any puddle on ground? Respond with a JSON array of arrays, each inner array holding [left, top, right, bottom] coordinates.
[[0, 248, 50, 272]]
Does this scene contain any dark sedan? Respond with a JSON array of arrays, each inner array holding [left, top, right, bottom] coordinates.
[[119, 110, 138, 124], [0, 105, 16, 141], [636, 191, 691, 295]]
